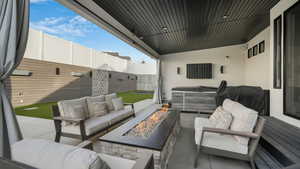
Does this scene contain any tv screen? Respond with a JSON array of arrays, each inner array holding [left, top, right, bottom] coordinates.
[[186, 63, 212, 79]]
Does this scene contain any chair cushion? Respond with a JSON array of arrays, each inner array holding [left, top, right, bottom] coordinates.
[[58, 98, 89, 125], [62, 115, 110, 136], [11, 139, 110, 169], [99, 153, 135, 169], [202, 133, 248, 155], [87, 101, 108, 117], [222, 99, 258, 146], [105, 93, 118, 111], [194, 117, 214, 145], [108, 107, 134, 124], [112, 97, 124, 111]]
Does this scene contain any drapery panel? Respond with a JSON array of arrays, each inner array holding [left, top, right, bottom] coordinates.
[[153, 59, 162, 104], [0, 0, 29, 158]]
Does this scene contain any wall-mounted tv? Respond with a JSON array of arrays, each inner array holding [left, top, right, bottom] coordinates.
[[186, 63, 213, 79]]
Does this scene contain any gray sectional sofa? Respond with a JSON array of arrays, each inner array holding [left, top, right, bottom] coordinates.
[[52, 93, 135, 142]]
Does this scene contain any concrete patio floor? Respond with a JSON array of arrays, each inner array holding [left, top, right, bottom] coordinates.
[[16, 99, 250, 169]]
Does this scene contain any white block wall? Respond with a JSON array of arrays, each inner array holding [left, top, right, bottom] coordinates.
[[23, 28, 156, 74]]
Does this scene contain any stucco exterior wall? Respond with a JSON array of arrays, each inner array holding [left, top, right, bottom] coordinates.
[[161, 44, 246, 99], [244, 27, 271, 89], [270, 0, 300, 128]]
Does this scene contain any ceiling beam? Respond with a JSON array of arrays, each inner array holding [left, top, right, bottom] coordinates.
[[55, 0, 160, 59]]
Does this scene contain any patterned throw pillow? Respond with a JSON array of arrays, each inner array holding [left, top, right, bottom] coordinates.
[[87, 102, 108, 117], [105, 93, 117, 111], [209, 106, 233, 129], [209, 106, 223, 126], [112, 98, 124, 111]]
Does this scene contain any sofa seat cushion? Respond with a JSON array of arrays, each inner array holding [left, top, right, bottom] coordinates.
[[11, 139, 110, 169], [202, 133, 248, 155], [194, 117, 214, 145], [62, 116, 110, 136], [222, 99, 258, 146], [108, 107, 134, 125], [99, 153, 135, 169]]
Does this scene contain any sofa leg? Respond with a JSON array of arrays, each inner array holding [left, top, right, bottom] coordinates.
[[55, 132, 61, 142], [194, 145, 200, 168]]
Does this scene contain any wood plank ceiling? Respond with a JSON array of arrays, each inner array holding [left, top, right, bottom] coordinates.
[[93, 0, 280, 55]]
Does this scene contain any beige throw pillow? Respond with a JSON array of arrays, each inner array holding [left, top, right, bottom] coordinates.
[[112, 98, 124, 111], [209, 106, 233, 129], [105, 93, 117, 111], [87, 102, 108, 117]]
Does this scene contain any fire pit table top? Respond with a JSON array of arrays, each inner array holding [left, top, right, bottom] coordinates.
[[99, 104, 179, 151]]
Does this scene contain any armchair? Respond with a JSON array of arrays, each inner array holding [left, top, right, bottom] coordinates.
[[11, 139, 154, 169], [194, 117, 265, 169]]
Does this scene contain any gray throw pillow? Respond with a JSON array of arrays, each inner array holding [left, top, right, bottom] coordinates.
[[87, 102, 108, 117], [112, 98, 124, 111], [105, 93, 117, 111]]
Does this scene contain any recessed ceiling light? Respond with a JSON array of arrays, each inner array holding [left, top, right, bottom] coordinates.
[[162, 26, 168, 32], [223, 15, 229, 19]]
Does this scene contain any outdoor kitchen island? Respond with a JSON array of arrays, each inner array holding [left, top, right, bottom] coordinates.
[[94, 104, 181, 169]]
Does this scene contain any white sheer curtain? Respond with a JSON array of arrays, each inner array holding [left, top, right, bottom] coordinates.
[[153, 59, 163, 104]]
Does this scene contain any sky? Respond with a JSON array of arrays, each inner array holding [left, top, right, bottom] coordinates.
[[29, 0, 154, 63]]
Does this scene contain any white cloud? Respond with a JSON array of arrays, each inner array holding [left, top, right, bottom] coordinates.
[[30, 0, 48, 3], [30, 16, 96, 37]]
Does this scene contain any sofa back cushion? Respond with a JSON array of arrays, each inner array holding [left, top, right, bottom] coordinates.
[[12, 139, 111, 169], [222, 99, 258, 146], [209, 106, 232, 129], [87, 95, 105, 103], [112, 98, 124, 111], [86, 95, 108, 117], [105, 93, 117, 111], [88, 102, 108, 117], [58, 98, 88, 125]]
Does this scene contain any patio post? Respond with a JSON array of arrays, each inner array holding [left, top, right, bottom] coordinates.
[[0, 0, 29, 159]]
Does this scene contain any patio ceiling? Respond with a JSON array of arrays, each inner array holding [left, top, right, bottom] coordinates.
[[57, 0, 279, 58]]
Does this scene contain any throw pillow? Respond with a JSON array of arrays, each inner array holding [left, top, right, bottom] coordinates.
[[87, 102, 108, 117], [112, 98, 124, 111], [105, 93, 117, 111], [208, 106, 223, 126], [215, 109, 233, 129], [209, 106, 233, 129]]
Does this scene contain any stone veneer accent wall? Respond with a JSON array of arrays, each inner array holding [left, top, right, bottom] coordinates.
[[94, 118, 181, 169], [5, 58, 92, 107], [92, 69, 137, 96]]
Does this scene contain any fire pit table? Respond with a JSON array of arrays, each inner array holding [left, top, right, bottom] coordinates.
[[94, 104, 181, 169]]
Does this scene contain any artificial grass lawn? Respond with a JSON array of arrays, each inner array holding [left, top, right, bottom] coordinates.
[[15, 91, 153, 119]]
